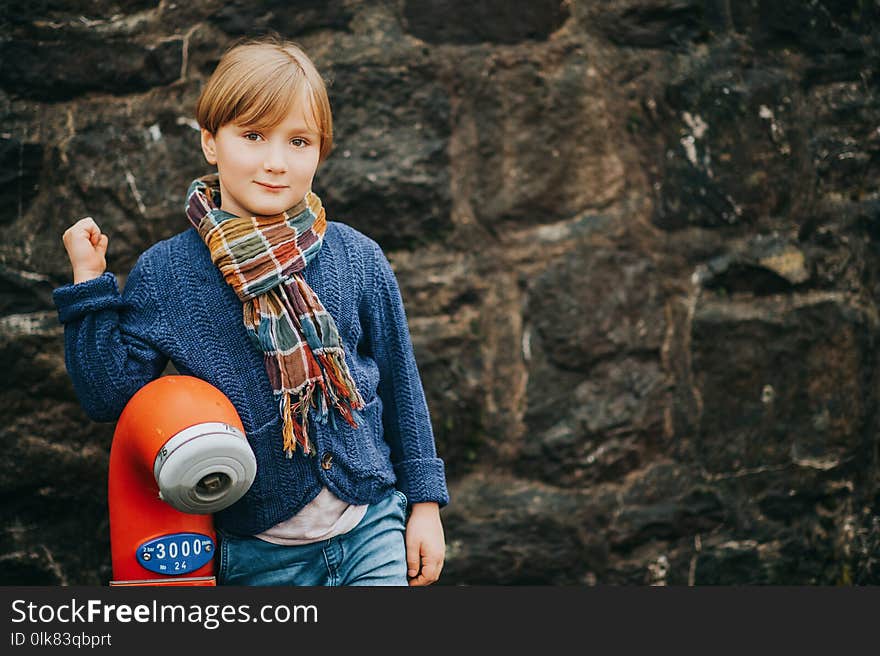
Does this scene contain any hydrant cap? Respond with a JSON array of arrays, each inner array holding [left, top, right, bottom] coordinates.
[[154, 422, 257, 514]]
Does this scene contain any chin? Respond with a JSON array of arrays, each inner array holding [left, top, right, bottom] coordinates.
[[248, 204, 289, 217], [255, 207, 284, 216]]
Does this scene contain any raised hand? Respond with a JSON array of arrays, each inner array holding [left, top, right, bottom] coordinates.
[[62, 217, 109, 284]]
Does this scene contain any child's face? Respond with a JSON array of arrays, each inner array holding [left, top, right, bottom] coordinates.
[[200, 100, 321, 218]]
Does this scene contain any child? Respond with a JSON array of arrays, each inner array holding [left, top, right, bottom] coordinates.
[[54, 37, 449, 586]]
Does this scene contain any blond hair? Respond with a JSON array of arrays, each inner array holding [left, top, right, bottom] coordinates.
[[195, 37, 333, 163]]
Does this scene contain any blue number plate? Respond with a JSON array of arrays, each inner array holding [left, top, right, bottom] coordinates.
[[136, 533, 215, 576]]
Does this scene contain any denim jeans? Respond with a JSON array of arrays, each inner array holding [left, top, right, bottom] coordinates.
[[217, 489, 409, 586]]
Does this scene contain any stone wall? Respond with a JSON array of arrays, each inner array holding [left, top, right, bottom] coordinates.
[[1, 0, 878, 584]]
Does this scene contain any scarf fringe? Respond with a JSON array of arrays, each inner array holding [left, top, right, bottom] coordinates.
[[316, 349, 365, 425], [280, 386, 317, 458], [278, 350, 366, 458]]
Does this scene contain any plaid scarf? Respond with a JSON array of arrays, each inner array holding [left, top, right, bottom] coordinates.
[[185, 174, 364, 457]]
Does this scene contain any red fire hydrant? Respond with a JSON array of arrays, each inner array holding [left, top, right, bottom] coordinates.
[[108, 376, 256, 586]]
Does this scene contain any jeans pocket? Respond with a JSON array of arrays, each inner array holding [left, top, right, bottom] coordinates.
[[392, 489, 408, 513], [216, 530, 228, 583]]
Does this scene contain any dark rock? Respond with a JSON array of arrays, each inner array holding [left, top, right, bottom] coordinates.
[[693, 539, 765, 584], [759, 487, 827, 522], [731, 0, 879, 55], [454, 43, 626, 228], [316, 61, 452, 251], [837, 511, 880, 585], [0, 37, 182, 102], [0, 316, 114, 584], [387, 251, 489, 480], [609, 463, 726, 552], [517, 245, 669, 487], [1, 0, 158, 31], [692, 293, 873, 473], [590, 0, 710, 49], [520, 357, 667, 487], [411, 322, 485, 481], [527, 246, 666, 371], [0, 551, 66, 586], [0, 267, 56, 316], [44, 87, 207, 274], [694, 233, 811, 295], [26, 1, 155, 16], [0, 136, 42, 225], [610, 491, 724, 551], [707, 462, 858, 571], [796, 200, 880, 296], [402, 0, 569, 45], [621, 461, 691, 504], [207, 0, 352, 38], [805, 80, 880, 201], [651, 40, 804, 229], [440, 473, 612, 585]]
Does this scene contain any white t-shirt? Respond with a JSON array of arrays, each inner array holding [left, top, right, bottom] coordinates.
[[254, 487, 368, 546]]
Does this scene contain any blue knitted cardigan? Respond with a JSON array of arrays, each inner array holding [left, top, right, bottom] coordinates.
[[52, 222, 449, 536]]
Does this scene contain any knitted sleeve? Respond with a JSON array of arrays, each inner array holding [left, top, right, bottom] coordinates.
[[52, 254, 169, 422], [362, 241, 449, 507]]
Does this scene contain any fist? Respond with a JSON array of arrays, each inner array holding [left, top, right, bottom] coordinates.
[[62, 217, 109, 283]]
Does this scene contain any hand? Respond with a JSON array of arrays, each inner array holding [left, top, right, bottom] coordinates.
[[405, 501, 445, 586], [62, 217, 109, 283]]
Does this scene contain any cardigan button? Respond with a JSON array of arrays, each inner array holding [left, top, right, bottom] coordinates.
[[320, 452, 333, 470]]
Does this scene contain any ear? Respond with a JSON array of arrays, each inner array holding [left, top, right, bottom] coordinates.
[[200, 128, 218, 166]]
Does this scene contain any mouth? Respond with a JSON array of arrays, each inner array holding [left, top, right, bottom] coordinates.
[[254, 181, 288, 190]]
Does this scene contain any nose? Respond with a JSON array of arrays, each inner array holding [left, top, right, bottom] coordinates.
[[263, 141, 288, 173]]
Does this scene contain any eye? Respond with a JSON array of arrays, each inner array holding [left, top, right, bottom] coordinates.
[[243, 132, 262, 141], [291, 138, 309, 147]]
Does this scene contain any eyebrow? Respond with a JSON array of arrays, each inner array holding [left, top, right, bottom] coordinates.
[[288, 126, 320, 136], [238, 122, 319, 136]]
